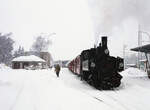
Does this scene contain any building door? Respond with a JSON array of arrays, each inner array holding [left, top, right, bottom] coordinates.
[[23, 62, 29, 69]]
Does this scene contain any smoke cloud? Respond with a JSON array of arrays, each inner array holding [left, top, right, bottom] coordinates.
[[87, 0, 150, 46], [86, 0, 150, 57]]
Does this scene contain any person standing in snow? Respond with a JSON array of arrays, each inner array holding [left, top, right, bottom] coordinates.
[[55, 64, 61, 77]]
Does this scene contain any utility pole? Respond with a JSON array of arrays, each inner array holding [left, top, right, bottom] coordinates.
[[138, 25, 142, 68], [123, 44, 127, 70]]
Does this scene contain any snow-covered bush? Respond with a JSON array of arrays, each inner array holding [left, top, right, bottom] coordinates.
[[0, 63, 11, 70]]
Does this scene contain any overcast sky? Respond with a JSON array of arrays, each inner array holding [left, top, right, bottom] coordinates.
[[88, 0, 150, 57], [0, 0, 150, 60]]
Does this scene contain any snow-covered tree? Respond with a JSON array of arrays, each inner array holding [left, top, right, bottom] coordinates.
[[30, 35, 51, 52], [0, 33, 14, 64], [13, 46, 25, 58]]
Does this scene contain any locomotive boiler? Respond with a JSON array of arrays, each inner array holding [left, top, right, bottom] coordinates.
[[68, 36, 124, 90]]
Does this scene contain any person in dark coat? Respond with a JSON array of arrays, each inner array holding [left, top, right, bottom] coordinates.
[[55, 64, 61, 77]]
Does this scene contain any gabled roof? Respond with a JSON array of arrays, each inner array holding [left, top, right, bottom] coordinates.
[[12, 55, 46, 62], [131, 44, 150, 53]]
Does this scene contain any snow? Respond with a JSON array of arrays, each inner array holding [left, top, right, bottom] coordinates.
[[121, 67, 147, 77], [12, 55, 46, 62], [0, 63, 11, 70], [0, 66, 150, 110]]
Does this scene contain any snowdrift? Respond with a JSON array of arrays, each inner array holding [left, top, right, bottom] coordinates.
[[121, 67, 147, 77]]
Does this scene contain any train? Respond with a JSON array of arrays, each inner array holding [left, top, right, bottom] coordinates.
[[68, 36, 124, 90]]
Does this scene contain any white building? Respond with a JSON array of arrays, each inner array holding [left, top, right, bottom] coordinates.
[[12, 55, 46, 69]]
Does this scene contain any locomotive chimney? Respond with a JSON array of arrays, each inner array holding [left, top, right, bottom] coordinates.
[[101, 36, 107, 47]]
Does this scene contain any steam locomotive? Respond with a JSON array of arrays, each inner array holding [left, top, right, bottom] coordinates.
[[68, 36, 124, 90]]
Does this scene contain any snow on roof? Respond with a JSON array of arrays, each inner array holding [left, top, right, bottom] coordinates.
[[131, 44, 150, 53], [12, 55, 46, 62], [139, 59, 147, 62]]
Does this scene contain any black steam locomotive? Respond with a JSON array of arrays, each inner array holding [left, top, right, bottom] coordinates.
[[68, 36, 124, 90]]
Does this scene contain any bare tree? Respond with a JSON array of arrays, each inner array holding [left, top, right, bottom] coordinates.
[[30, 34, 52, 52], [13, 46, 25, 58], [0, 33, 14, 64]]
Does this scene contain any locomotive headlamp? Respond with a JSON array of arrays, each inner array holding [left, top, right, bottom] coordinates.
[[104, 49, 109, 54], [90, 62, 95, 68], [119, 63, 124, 68], [116, 57, 124, 72]]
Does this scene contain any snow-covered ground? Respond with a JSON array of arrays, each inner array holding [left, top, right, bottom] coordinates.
[[0, 65, 150, 110]]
